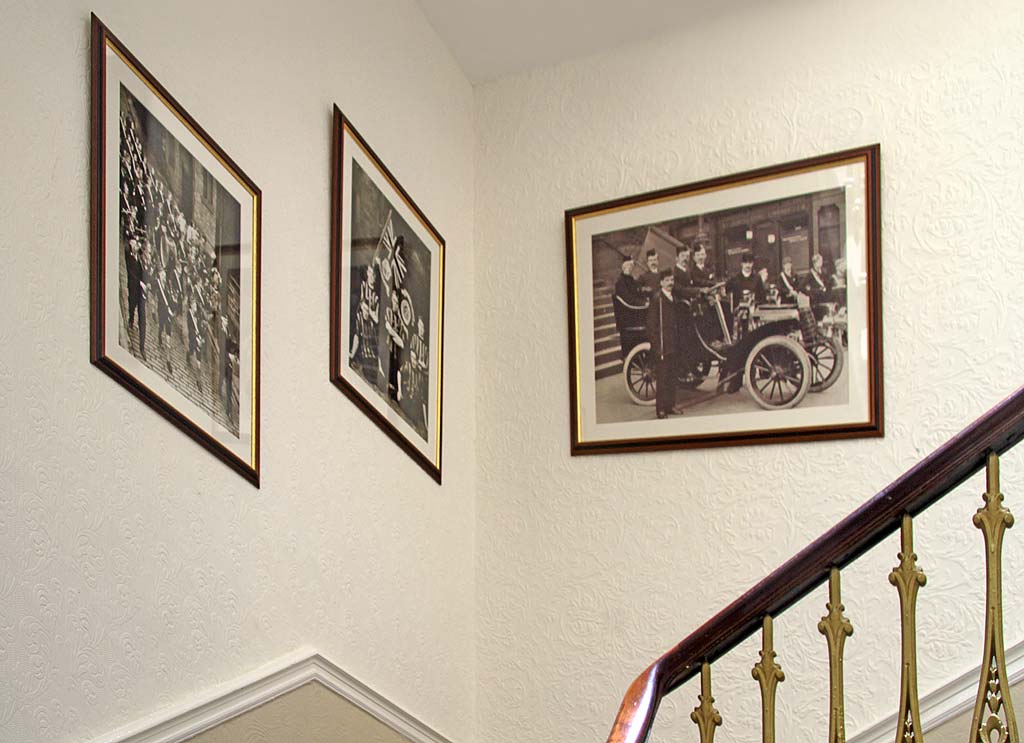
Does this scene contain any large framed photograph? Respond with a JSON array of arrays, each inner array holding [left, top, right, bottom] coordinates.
[[330, 107, 445, 483], [90, 15, 261, 485], [565, 145, 882, 454]]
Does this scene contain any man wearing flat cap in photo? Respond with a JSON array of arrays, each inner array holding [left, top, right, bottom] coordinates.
[[647, 268, 684, 419]]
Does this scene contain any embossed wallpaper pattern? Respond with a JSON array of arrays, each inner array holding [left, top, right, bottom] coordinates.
[[0, 2, 476, 743], [473, 2, 1024, 743], [4, 1, 1024, 743]]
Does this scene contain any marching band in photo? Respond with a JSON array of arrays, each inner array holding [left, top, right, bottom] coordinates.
[[347, 161, 432, 442], [118, 84, 242, 436]]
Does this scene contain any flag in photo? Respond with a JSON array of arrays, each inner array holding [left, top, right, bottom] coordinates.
[[375, 210, 407, 287]]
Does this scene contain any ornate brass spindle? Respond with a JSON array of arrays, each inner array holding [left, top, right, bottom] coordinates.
[[819, 568, 854, 743], [752, 615, 785, 743], [889, 515, 926, 743], [691, 662, 722, 743], [969, 453, 1020, 743]]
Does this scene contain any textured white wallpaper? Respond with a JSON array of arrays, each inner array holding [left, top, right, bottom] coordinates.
[[0, 2, 476, 742], [473, 1, 1024, 743], [6, 1, 1024, 743]]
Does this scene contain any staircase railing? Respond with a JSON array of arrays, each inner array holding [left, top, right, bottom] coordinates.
[[606, 386, 1024, 743]]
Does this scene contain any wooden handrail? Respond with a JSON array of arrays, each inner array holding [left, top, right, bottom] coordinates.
[[606, 385, 1024, 743]]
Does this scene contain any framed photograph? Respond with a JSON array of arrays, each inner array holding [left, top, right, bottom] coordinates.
[[565, 145, 882, 455], [330, 107, 445, 483], [90, 15, 261, 486]]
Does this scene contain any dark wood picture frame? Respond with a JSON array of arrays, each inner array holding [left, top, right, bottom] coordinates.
[[90, 15, 262, 486], [565, 144, 882, 455], [330, 107, 445, 483]]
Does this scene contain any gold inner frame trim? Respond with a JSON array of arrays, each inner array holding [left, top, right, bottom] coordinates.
[[251, 197, 259, 463], [434, 248, 444, 464], [571, 219, 583, 434]]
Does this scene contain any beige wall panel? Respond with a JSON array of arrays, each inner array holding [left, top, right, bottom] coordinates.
[[187, 682, 417, 743]]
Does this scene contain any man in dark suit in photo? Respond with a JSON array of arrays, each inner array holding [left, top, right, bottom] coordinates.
[[726, 252, 764, 311], [646, 269, 683, 419], [802, 252, 829, 304], [640, 248, 662, 297], [672, 245, 693, 295], [671, 245, 703, 378], [691, 243, 715, 287], [612, 257, 647, 360], [125, 238, 148, 361]]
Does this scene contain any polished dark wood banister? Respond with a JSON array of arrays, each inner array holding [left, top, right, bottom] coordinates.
[[607, 386, 1024, 743]]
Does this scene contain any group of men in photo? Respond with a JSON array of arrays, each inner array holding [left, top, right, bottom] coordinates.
[[119, 108, 240, 430], [612, 242, 846, 419], [349, 216, 429, 436]]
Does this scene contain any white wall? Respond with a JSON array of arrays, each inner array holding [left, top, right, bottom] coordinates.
[[7, 2, 1024, 743], [474, 1, 1024, 743], [0, 2, 476, 742]]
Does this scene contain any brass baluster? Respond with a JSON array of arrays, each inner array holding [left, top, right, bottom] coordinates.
[[819, 568, 854, 743], [691, 662, 722, 743], [889, 515, 926, 743], [969, 453, 1020, 743], [752, 615, 785, 743]]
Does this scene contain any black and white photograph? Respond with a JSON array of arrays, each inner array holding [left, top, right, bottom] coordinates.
[[565, 146, 882, 454], [91, 16, 261, 485], [118, 84, 242, 436], [347, 161, 433, 442], [331, 108, 445, 483]]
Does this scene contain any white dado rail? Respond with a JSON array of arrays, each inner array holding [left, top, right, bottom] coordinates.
[[85, 648, 454, 743]]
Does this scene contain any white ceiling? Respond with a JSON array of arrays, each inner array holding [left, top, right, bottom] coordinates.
[[415, 0, 758, 84]]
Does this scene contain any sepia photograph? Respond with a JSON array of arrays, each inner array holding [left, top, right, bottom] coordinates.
[[91, 15, 261, 485], [331, 108, 445, 483], [565, 146, 882, 454]]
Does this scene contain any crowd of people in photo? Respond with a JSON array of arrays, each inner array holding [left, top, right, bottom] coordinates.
[[612, 241, 847, 418], [119, 109, 239, 429], [349, 220, 429, 436]]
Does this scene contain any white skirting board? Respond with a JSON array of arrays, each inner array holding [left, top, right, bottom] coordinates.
[[85, 648, 454, 743], [849, 638, 1024, 743]]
